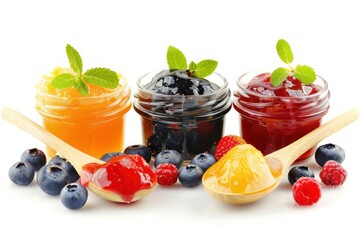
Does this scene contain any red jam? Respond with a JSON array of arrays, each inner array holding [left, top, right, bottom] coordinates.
[[234, 72, 330, 160], [80, 155, 156, 203]]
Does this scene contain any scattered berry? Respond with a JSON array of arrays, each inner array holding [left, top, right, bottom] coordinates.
[[49, 155, 79, 183], [315, 143, 345, 167], [190, 153, 216, 172], [60, 183, 88, 210], [8, 161, 35, 186], [100, 152, 124, 162], [292, 177, 321, 206], [178, 164, 204, 187], [214, 135, 246, 160], [20, 148, 46, 171], [288, 166, 315, 185], [124, 144, 151, 163], [319, 160, 347, 186], [154, 150, 183, 169], [37, 165, 70, 196], [155, 163, 178, 186]]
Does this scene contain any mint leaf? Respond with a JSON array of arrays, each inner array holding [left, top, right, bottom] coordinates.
[[193, 60, 218, 78], [74, 78, 89, 96], [270, 67, 290, 87], [276, 39, 294, 64], [51, 73, 77, 89], [294, 65, 316, 84], [189, 61, 197, 72], [66, 44, 83, 73], [84, 68, 119, 89], [167, 46, 187, 70]]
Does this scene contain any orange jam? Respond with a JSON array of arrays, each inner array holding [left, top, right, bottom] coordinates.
[[36, 68, 132, 159], [203, 144, 277, 194]]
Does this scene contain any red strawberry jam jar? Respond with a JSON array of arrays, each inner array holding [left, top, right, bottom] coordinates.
[[233, 71, 330, 160], [133, 70, 232, 160]]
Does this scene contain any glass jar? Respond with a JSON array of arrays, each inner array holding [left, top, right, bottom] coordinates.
[[233, 71, 330, 160], [36, 77, 132, 159], [133, 71, 232, 160]]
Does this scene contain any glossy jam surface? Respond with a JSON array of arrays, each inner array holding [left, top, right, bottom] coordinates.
[[81, 155, 156, 203], [247, 73, 319, 97], [203, 144, 277, 194], [234, 72, 330, 160], [36, 68, 132, 159]]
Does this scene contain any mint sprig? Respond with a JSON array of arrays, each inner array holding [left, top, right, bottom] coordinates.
[[51, 44, 119, 95], [166, 46, 218, 78], [270, 39, 316, 87]]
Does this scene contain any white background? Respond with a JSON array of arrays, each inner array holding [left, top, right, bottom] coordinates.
[[1, 0, 359, 239]]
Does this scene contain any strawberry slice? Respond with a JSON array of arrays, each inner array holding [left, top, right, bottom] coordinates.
[[214, 135, 246, 161]]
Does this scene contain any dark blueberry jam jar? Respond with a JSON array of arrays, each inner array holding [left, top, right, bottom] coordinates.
[[133, 70, 232, 160]]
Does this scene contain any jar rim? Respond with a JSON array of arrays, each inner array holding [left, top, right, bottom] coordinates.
[[137, 70, 229, 100], [36, 76, 129, 100], [236, 70, 329, 100]]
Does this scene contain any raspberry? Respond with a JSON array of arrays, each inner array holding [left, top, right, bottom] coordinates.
[[214, 135, 246, 160], [155, 163, 178, 186], [319, 160, 347, 186], [292, 177, 321, 206]]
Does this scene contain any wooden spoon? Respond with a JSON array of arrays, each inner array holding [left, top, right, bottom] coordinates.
[[1, 107, 155, 203], [203, 108, 359, 204]]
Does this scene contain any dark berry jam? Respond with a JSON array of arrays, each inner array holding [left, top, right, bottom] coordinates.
[[233, 72, 330, 161], [145, 69, 217, 95], [134, 70, 232, 160]]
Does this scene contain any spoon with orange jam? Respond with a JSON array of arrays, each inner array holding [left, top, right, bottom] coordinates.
[[203, 108, 359, 204], [1, 108, 156, 203]]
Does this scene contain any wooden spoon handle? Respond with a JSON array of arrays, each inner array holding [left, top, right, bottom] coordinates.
[[1, 107, 102, 173], [268, 108, 359, 168]]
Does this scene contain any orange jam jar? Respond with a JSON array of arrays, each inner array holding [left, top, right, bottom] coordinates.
[[36, 68, 132, 159]]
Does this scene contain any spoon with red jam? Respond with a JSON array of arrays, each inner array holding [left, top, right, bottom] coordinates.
[[2, 108, 157, 203]]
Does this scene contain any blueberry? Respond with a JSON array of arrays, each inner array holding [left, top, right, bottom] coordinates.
[[60, 183, 88, 210], [8, 161, 35, 186], [165, 130, 184, 153], [190, 153, 216, 172], [147, 134, 163, 156], [100, 152, 124, 162], [20, 148, 46, 171], [315, 143, 345, 167], [37, 165, 69, 196], [287, 166, 315, 185], [153, 122, 168, 141], [49, 155, 79, 182], [186, 129, 213, 155], [178, 165, 204, 187], [154, 150, 183, 169], [124, 145, 151, 163]]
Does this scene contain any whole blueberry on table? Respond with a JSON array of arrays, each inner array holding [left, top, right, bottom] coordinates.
[[154, 150, 183, 169], [49, 155, 79, 182], [37, 165, 69, 196], [60, 183, 88, 210], [124, 145, 151, 163], [178, 164, 204, 187], [8, 161, 35, 186], [100, 152, 124, 162], [288, 165, 315, 185], [20, 148, 46, 171], [190, 153, 216, 172], [315, 143, 345, 167]]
